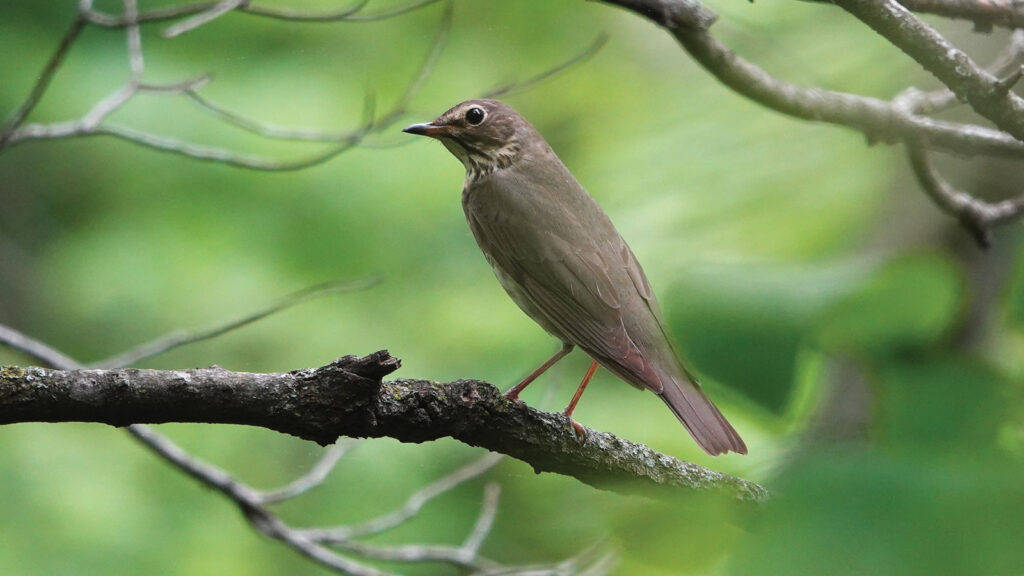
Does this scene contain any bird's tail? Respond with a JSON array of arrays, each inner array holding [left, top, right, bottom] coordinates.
[[659, 373, 746, 456]]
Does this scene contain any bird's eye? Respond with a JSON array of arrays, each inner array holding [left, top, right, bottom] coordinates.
[[465, 107, 485, 125]]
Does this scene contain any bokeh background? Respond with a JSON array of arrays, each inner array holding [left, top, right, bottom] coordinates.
[[3, 0, 1024, 574]]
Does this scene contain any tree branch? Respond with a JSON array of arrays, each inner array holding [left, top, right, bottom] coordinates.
[[597, 0, 1024, 159], [0, 353, 767, 503], [894, 0, 1024, 31], [906, 144, 1024, 246], [833, 0, 1024, 141]]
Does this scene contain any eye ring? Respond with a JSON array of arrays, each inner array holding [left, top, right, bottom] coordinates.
[[465, 107, 485, 126]]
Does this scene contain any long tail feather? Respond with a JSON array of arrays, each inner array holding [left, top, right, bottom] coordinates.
[[658, 375, 746, 456]]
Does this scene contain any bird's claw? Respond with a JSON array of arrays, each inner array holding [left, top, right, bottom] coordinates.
[[564, 415, 587, 438]]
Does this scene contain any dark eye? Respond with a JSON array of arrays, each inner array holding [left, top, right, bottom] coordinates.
[[465, 107, 485, 125]]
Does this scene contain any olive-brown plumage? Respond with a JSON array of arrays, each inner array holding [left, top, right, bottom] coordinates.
[[404, 99, 746, 456]]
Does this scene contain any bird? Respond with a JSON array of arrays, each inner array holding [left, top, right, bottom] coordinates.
[[403, 99, 746, 456]]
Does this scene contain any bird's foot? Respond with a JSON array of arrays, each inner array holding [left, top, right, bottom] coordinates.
[[562, 411, 587, 438], [503, 390, 523, 403]]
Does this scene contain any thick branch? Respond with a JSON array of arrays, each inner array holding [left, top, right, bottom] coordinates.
[[0, 352, 766, 503]]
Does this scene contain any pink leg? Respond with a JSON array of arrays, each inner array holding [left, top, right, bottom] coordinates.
[[505, 342, 574, 401], [563, 360, 599, 435]]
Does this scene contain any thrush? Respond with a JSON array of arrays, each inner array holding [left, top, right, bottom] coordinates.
[[404, 99, 746, 456]]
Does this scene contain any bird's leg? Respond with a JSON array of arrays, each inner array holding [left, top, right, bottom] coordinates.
[[504, 342, 574, 401], [562, 360, 599, 436]]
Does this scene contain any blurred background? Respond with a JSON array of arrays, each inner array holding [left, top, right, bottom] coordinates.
[[2, 0, 1024, 574]]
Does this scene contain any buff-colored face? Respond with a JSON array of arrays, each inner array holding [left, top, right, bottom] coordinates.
[[403, 99, 525, 174]]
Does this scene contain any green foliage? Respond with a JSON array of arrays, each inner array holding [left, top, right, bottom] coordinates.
[[2, 0, 1023, 575]]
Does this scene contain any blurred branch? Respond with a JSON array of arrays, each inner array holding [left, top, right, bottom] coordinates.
[[79, 0, 443, 27], [596, 0, 1024, 245], [800, 0, 1024, 31], [0, 15, 87, 150], [0, 0, 451, 169], [87, 277, 382, 369], [890, 0, 1024, 31], [0, 351, 767, 502], [483, 33, 609, 99], [833, 0, 1024, 141], [906, 145, 1024, 247], [893, 30, 1024, 115]]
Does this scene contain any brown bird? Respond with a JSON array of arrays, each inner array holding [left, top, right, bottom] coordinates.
[[404, 99, 746, 455]]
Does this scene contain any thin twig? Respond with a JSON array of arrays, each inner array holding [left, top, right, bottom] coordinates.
[[906, 144, 1024, 247], [0, 325, 79, 370], [89, 277, 381, 369], [124, 0, 145, 78], [0, 16, 87, 150], [483, 33, 609, 99], [126, 425, 396, 576], [258, 441, 359, 504], [834, 0, 1024, 141], [81, 0, 436, 27], [371, 0, 454, 131], [893, 29, 1024, 115], [162, 0, 247, 38], [305, 453, 506, 542], [461, 482, 501, 556], [181, 0, 452, 143]]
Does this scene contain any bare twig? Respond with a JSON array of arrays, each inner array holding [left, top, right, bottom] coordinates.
[[848, 0, 1024, 32], [124, 0, 145, 77], [0, 325, 79, 370], [125, 425, 396, 576], [305, 453, 505, 542], [462, 482, 501, 556], [181, 0, 454, 143], [906, 144, 1024, 247], [834, 0, 1024, 141], [483, 34, 610, 99], [0, 15, 87, 150], [597, 0, 1024, 159], [80, 0, 441, 27], [257, 441, 359, 504], [2, 0, 452, 170], [162, 0, 247, 39], [893, 29, 1024, 115], [89, 277, 382, 369]]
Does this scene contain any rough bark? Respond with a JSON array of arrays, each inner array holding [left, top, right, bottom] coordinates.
[[0, 351, 766, 502]]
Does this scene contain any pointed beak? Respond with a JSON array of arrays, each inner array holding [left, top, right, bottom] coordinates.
[[402, 122, 449, 138]]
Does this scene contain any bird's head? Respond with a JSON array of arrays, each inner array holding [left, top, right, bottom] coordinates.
[[403, 99, 531, 178]]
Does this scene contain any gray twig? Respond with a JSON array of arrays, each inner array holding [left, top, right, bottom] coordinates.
[[906, 144, 1024, 247], [80, 0, 440, 27], [1, 0, 449, 170], [257, 441, 360, 505], [597, 0, 1024, 245], [88, 277, 382, 369], [483, 34, 609, 99], [833, 0, 1024, 141], [0, 15, 87, 150], [162, 0, 247, 38], [305, 453, 505, 542]]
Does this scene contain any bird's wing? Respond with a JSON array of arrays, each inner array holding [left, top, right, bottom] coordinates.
[[467, 206, 662, 391]]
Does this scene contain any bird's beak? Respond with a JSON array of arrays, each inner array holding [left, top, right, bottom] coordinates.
[[402, 122, 450, 138]]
